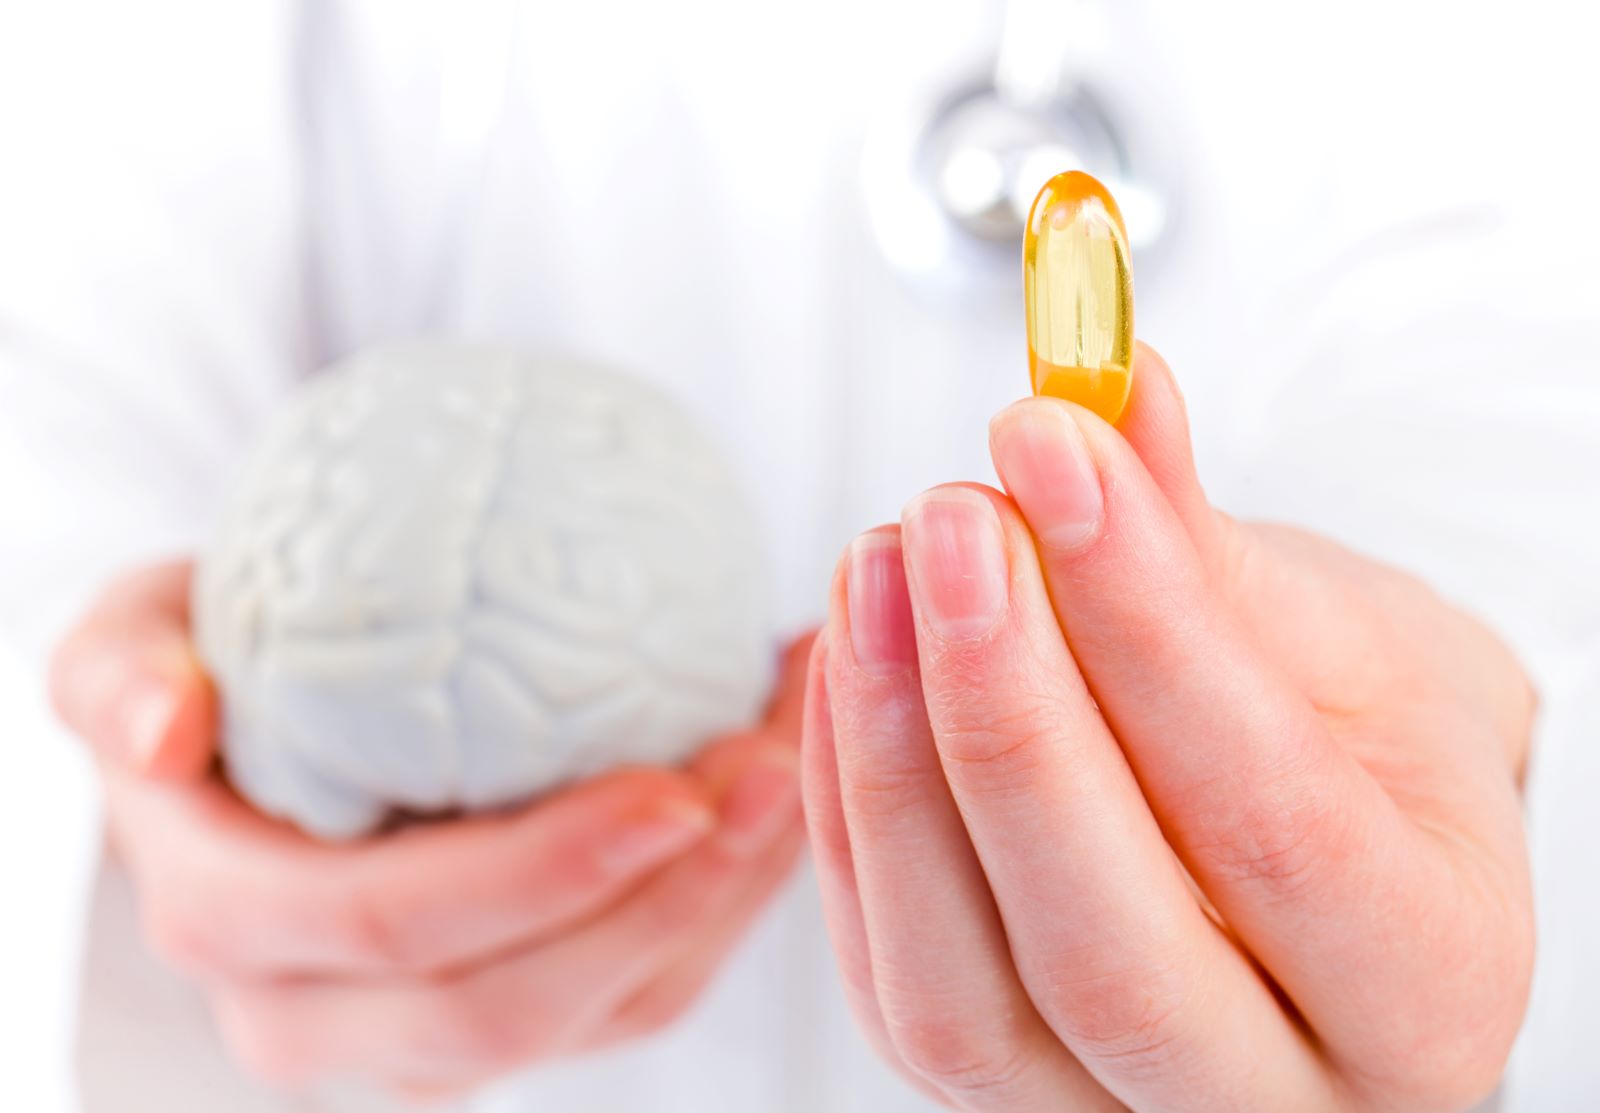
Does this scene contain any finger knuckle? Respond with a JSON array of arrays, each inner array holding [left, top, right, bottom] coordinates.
[[884, 1014, 1032, 1098], [1352, 928, 1532, 1112], [1034, 951, 1194, 1077], [1391, 1050, 1509, 1113], [325, 885, 419, 970], [934, 715, 1055, 791], [839, 757, 938, 821], [633, 866, 727, 940], [1350, 1035, 1510, 1113], [1059, 991, 1186, 1074], [1195, 787, 1348, 903]]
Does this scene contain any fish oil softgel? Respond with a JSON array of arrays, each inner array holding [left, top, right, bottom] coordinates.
[[1023, 171, 1135, 424]]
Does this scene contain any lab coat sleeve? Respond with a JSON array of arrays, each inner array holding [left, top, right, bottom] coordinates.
[[0, 2, 310, 662]]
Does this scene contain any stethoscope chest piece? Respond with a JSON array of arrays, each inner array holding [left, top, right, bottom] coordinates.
[[861, 53, 1172, 296]]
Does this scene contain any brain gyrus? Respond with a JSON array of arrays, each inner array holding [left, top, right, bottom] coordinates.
[[195, 345, 773, 839]]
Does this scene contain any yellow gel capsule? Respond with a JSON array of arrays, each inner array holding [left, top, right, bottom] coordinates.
[[1023, 171, 1135, 424]]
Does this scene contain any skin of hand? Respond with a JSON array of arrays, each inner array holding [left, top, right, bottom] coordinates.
[[49, 562, 813, 1100], [804, 345, 1536, 1113]]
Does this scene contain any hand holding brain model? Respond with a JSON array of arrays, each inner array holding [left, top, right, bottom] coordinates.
[[48, 346, 804, 1094]]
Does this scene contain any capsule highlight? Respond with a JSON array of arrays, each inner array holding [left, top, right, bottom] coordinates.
[[1023, 171, 1135, 424]]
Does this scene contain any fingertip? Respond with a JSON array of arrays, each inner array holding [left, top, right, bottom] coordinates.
[[113, 673, 180, 773], [140, 663, 220, 780], [807, 622, 829, 679], [899, 485, 1011, 644], [1121, 343, 1225, 556], [990, 399, 1112, 524], [48, 559, 216, 779], [474, 764, 717, 886], [597, 794, 718, 876], [989, 398, 1107, 554], [899, 482, 1017, 549], [766, 628, 818, 730], [828, 524, 898, 617], [999, 345, 1226, 566], [686, 721, 801, 821], [780, 627, 820, 681], [1122, 343, 1188, 449], [801, 632, 834, 762], [52, 628, 217, 778], [805, 624, 833, 724], [1132, 340, 1175, 383], [989, 392, 1098, 442], [799, 645, 845, 848], [714, 739, 803, 857], [841, 530, 917, 680]]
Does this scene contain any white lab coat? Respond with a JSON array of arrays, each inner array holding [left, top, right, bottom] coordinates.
[[0, 1, 1596, 1110]]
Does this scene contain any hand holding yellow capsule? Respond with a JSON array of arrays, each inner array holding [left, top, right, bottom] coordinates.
[[1023, 171, 1135, 424]]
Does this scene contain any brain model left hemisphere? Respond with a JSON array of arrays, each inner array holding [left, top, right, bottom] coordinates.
[[194, 345, 773, 839]]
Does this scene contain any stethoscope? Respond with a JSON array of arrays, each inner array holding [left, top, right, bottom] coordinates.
[[861, 0, 1176, 294]]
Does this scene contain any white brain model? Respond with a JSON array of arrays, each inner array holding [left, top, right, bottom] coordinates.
[[194, 345, 773, 839]]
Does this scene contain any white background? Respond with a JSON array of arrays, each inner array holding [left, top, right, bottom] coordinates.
[[0, 648, 97, 1109]]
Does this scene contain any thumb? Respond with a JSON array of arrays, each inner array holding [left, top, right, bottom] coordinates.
[[688, 631, 815, 855], [48, 559, 216, 779], [1117, 342, 1233, 567]]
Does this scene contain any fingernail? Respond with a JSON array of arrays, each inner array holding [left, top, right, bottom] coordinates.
[[990, 402, 1104, 550], [846, 534, 917, 677], [601, 799, 715, 873], [119, 680, 181, 769], [719, 749, 800, 856], [900, 488, 1009, 642]]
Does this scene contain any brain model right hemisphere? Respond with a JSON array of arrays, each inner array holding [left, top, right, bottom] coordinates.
[[194, 345, 774, 840]]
